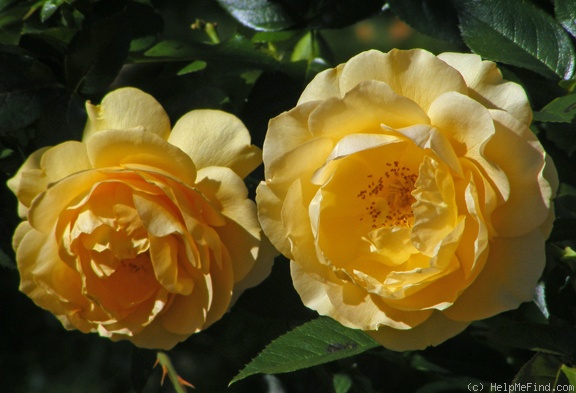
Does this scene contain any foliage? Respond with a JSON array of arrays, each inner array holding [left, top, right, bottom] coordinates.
[[1, 0, 576, 392]]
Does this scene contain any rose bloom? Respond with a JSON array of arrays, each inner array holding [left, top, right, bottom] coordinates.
[[8, 87, 275, 349], [256, 49, 558, 350]]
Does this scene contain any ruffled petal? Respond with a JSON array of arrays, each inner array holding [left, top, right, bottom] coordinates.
[[298, 63, 344, 104], [291, 262, 433, 331], [161, 285, 209, 336], [256, 183, 290, 258], [197, 166, 271, 284], [444, 229, 546, 322], [29, 170, 108, 233], [16, 225, 95, 332], [7, 147, 51, 217], [411, 155, 458, 256], [169, 110, 261, 178], [438, 52, 532, 125], [263, 101, 319, 170], [485, 110, 556, 237], [120, 313, 190, 350], [367, 311, 470, 351], [337, 49, 468, 112], [86, 129, 197, 185], [83, 87, 171, 142], [308, 80, 430, 140], [428, 91, 495, 155]]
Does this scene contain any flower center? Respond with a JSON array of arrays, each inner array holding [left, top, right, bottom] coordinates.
[[357, 161, 417, 229]]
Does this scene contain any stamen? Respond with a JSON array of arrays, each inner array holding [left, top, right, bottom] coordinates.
[[357, 163, 417, 229]]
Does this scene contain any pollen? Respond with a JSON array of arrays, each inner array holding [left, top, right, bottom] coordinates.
[[356, 162, 417, 229]]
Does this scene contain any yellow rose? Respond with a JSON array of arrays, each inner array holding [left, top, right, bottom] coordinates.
[[8, 87, 275, 349], [256, 49, 558, 350]]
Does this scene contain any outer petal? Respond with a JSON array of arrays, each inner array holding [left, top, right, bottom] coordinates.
[[83, 87, 171, 141], [258, 137, 334, 258], [308, 80, 431, 140], [298, 63, 345, 104], [169, 110, 261, 178], [444, 229, 546, 322], [7, 147, 50, 217], [367, 311, 470, 351], [256, 183, 290, 258], [485, 110, 555, 237], [120, 314, 189, 349], [263, 101, 319, 171], [337, 49, 468, 112], [428, 92, 495, 155], [29, 170, 108, 233], [438, 52, 532, 125], [16, 226, 94, 332], [291, 262, 433, 331], [428, 91, 510, 203], [197, 166, 274, 286], [86, 129, 197, 185]]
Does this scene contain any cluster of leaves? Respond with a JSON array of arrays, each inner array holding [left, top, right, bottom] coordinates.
[[2, 0, 576, 392]]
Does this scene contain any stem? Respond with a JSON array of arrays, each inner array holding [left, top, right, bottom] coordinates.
[[156, 352, 189, 393]]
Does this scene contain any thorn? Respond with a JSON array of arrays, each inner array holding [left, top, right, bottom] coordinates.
[[178, 376, 196, 389]]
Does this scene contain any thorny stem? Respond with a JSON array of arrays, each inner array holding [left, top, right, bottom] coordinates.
[[156, 352, 195, 393]]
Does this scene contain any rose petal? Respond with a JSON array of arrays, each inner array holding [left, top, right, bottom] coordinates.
[[256, 183, 290, 258], [86, 129, 197, 185], [7, 146, 62, 217], [197, 166, 273, 285], [169, 109, 261, 178], [438, 52, 532, 125], [118, 305, 189, 350], [83, 87, 171, 142], [16, 225, 99, 332], [263, 101, 320, 171], [486, 110, 557, 237], [29, 170, 108, 233], [444, 229, 546, 322], [291, 262, 433, 330], [337, 49, 468, 112], [367, 311, 470, 351], [298, 63, 345, 104], [428, 91, 496, 155], [411, 155, 458, 256], [308, 80, 430, 140]]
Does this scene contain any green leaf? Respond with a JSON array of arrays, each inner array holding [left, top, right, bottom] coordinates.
[[177, 60, 207, 76], [291, 31, 320, 62], [216, 0, 301, 31], [0, 247, 16, 269], [40, 0, 66, 22], [0, 53, 58, 133], [230, 317, 379, 385], [544, 122, 576, 156], [0, 3, 29, 45], [556, 0, 576, 39], [387, 0, 461, 43], [142, 36, 281, 73], [534, 93, 576, 122], [561, 365, 576, 388], [555, 183, 576, 219], [513, 352, 570, 390], [217, 0, 384, 31], [251, 30, 299, 43], [487, 321, 576, 356], [455, 0, 576, 79], [333, 373, 353, 393], [65, 12, 131, 95]]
